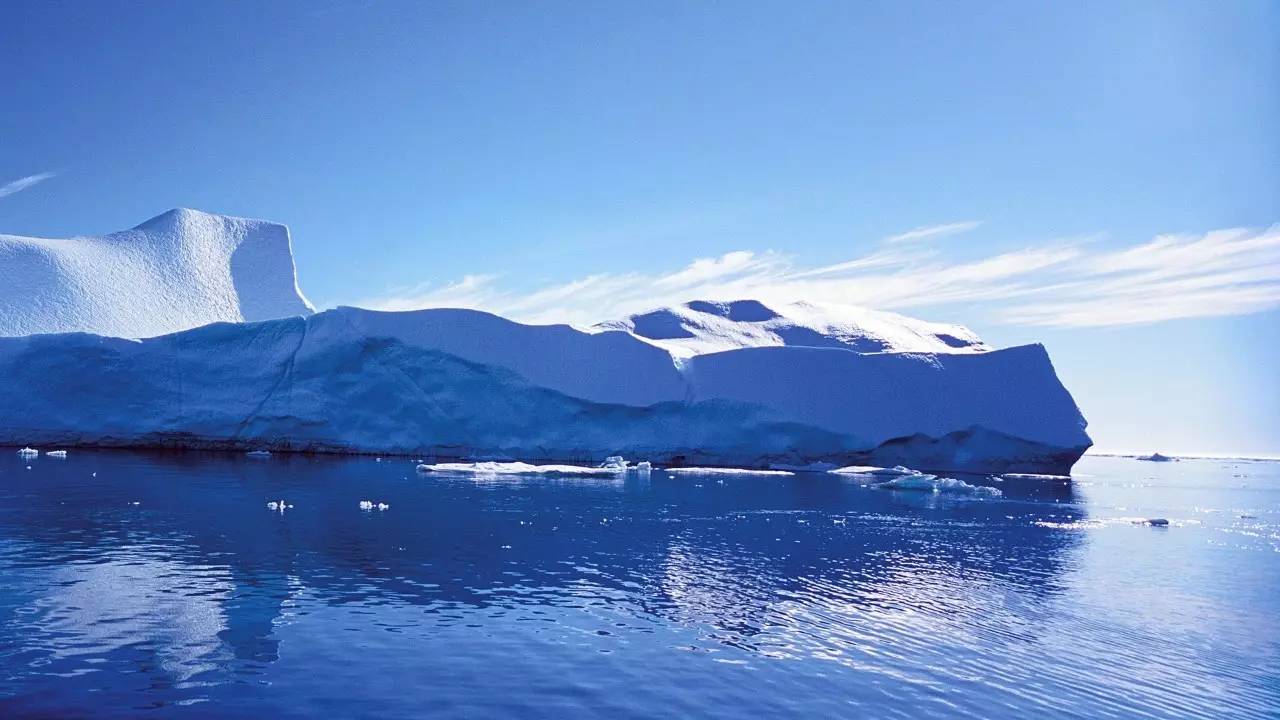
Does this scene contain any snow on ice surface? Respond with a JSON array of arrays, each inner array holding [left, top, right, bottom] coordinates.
[[597, 299, 988, 358], [0, 208, 313, 338], [416, 462, 628, 477]]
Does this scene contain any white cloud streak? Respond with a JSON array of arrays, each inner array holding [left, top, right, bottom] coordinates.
[[0, 172, 56, 199], [355, 223, 1280, 329], [883, 220, 983, 243]]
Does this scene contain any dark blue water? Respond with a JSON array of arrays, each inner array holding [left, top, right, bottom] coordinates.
[[1, 450, 1277, 719]]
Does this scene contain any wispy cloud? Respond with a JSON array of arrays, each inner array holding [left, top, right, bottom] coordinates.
[[354, 222, 1280, 329], [883, 220, 983, 243], [0, 172, 56, 199]]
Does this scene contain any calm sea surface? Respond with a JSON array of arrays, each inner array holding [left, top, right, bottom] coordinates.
[[1, 450, 1276, 718]]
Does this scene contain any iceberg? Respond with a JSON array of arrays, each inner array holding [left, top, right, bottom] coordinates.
[[416, 462, 629, 477], [0, 208, 313, 338], [0, 211, 1092, 475], [663, 467, 795, 477], [873, 474, 1003, 498]]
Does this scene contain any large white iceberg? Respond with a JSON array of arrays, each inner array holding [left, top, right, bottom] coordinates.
[[0, 208, 312, 338], [0, 211, 1092, 475]]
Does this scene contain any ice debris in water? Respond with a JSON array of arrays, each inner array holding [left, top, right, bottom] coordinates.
[[636, 460, 652, 471], [246, 450, 272, 458], [17, 447, 39, 458], [873, 473, 1002, 498], [601, 456, 629, 470], [359, 500, 390, 511], [266, 499, 292, 511], [45, 450, 67, 458], [829, 465, 919, 477], [416, 461, 629, 477], [664, 467, 795, 477]]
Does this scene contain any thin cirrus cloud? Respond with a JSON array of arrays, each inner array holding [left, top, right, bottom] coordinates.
[[357, 222, 1280, 329], [0, 172, 56, 199], [882, 220, 983, 243]]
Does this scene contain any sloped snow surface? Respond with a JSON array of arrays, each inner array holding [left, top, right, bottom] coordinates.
[[0, 208, 313, 338]]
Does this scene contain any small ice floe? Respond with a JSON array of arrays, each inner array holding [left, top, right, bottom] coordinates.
[[45, 450, 68, 458], [873, 473, 1002, 498], [1135, 518, 1170, 527], [1137, 452, 1176, 462], [266, 499, 292, 511], [359, 500, 374, 510], [377, 502, 389, 511], [635, 460, 653, 471], [358, 500, 390, 511], [600, 456, 629, 470], [416, 461, 627, 477], [663, 467, 794, 477], [17, 447, 39, 458], [246, 450, 272, 458], [1001, 472, 1070, 481], [829, 465, 919, 477]]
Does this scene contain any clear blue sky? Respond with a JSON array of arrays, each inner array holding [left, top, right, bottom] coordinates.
[[2, 1, 1277, 456]]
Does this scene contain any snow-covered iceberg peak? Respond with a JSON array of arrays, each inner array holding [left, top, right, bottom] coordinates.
[[0, 208, 313, 338], [596, 299, 988, 357]]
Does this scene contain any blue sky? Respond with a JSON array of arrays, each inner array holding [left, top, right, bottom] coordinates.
[[2, 1, 1277, 455]]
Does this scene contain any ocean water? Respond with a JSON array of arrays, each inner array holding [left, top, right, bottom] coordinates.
[[0, 450, 1276, 719]]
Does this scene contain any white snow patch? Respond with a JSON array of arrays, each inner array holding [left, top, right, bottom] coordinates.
[[597, 299, 988, 358], [0, 208, 313, 338]]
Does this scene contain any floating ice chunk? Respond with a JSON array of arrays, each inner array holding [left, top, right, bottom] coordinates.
[[1001, 472, 1070, 480], [246, 450, 272, 458], [1137, 518, 1169, 526], [600, 456, 629, 470], [873, 474, 1002, 497], [416, 461, 627, 477], [1137, 453, 1175, 462], [45, 450, 67, 458], [17, 447, 38, 458], [267, 501, 280, 510], [635, 460, 652, 471], [377, 503, 389, 511], [830, 465, 920, 477], [663, 467, 795, 477], [359, 500, 374, 510], [267, 499, 292, 511]]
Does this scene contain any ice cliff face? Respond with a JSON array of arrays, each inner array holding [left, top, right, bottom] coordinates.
[[0, 208, 313, 338], [0, 306, 1091, 474]]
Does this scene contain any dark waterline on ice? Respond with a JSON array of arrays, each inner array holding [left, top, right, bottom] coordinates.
[[0, 450, 1276, 718]]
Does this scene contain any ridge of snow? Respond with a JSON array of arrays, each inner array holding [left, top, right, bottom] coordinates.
[[595, 299, 988, 358], [0, 208, 313, 338]]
